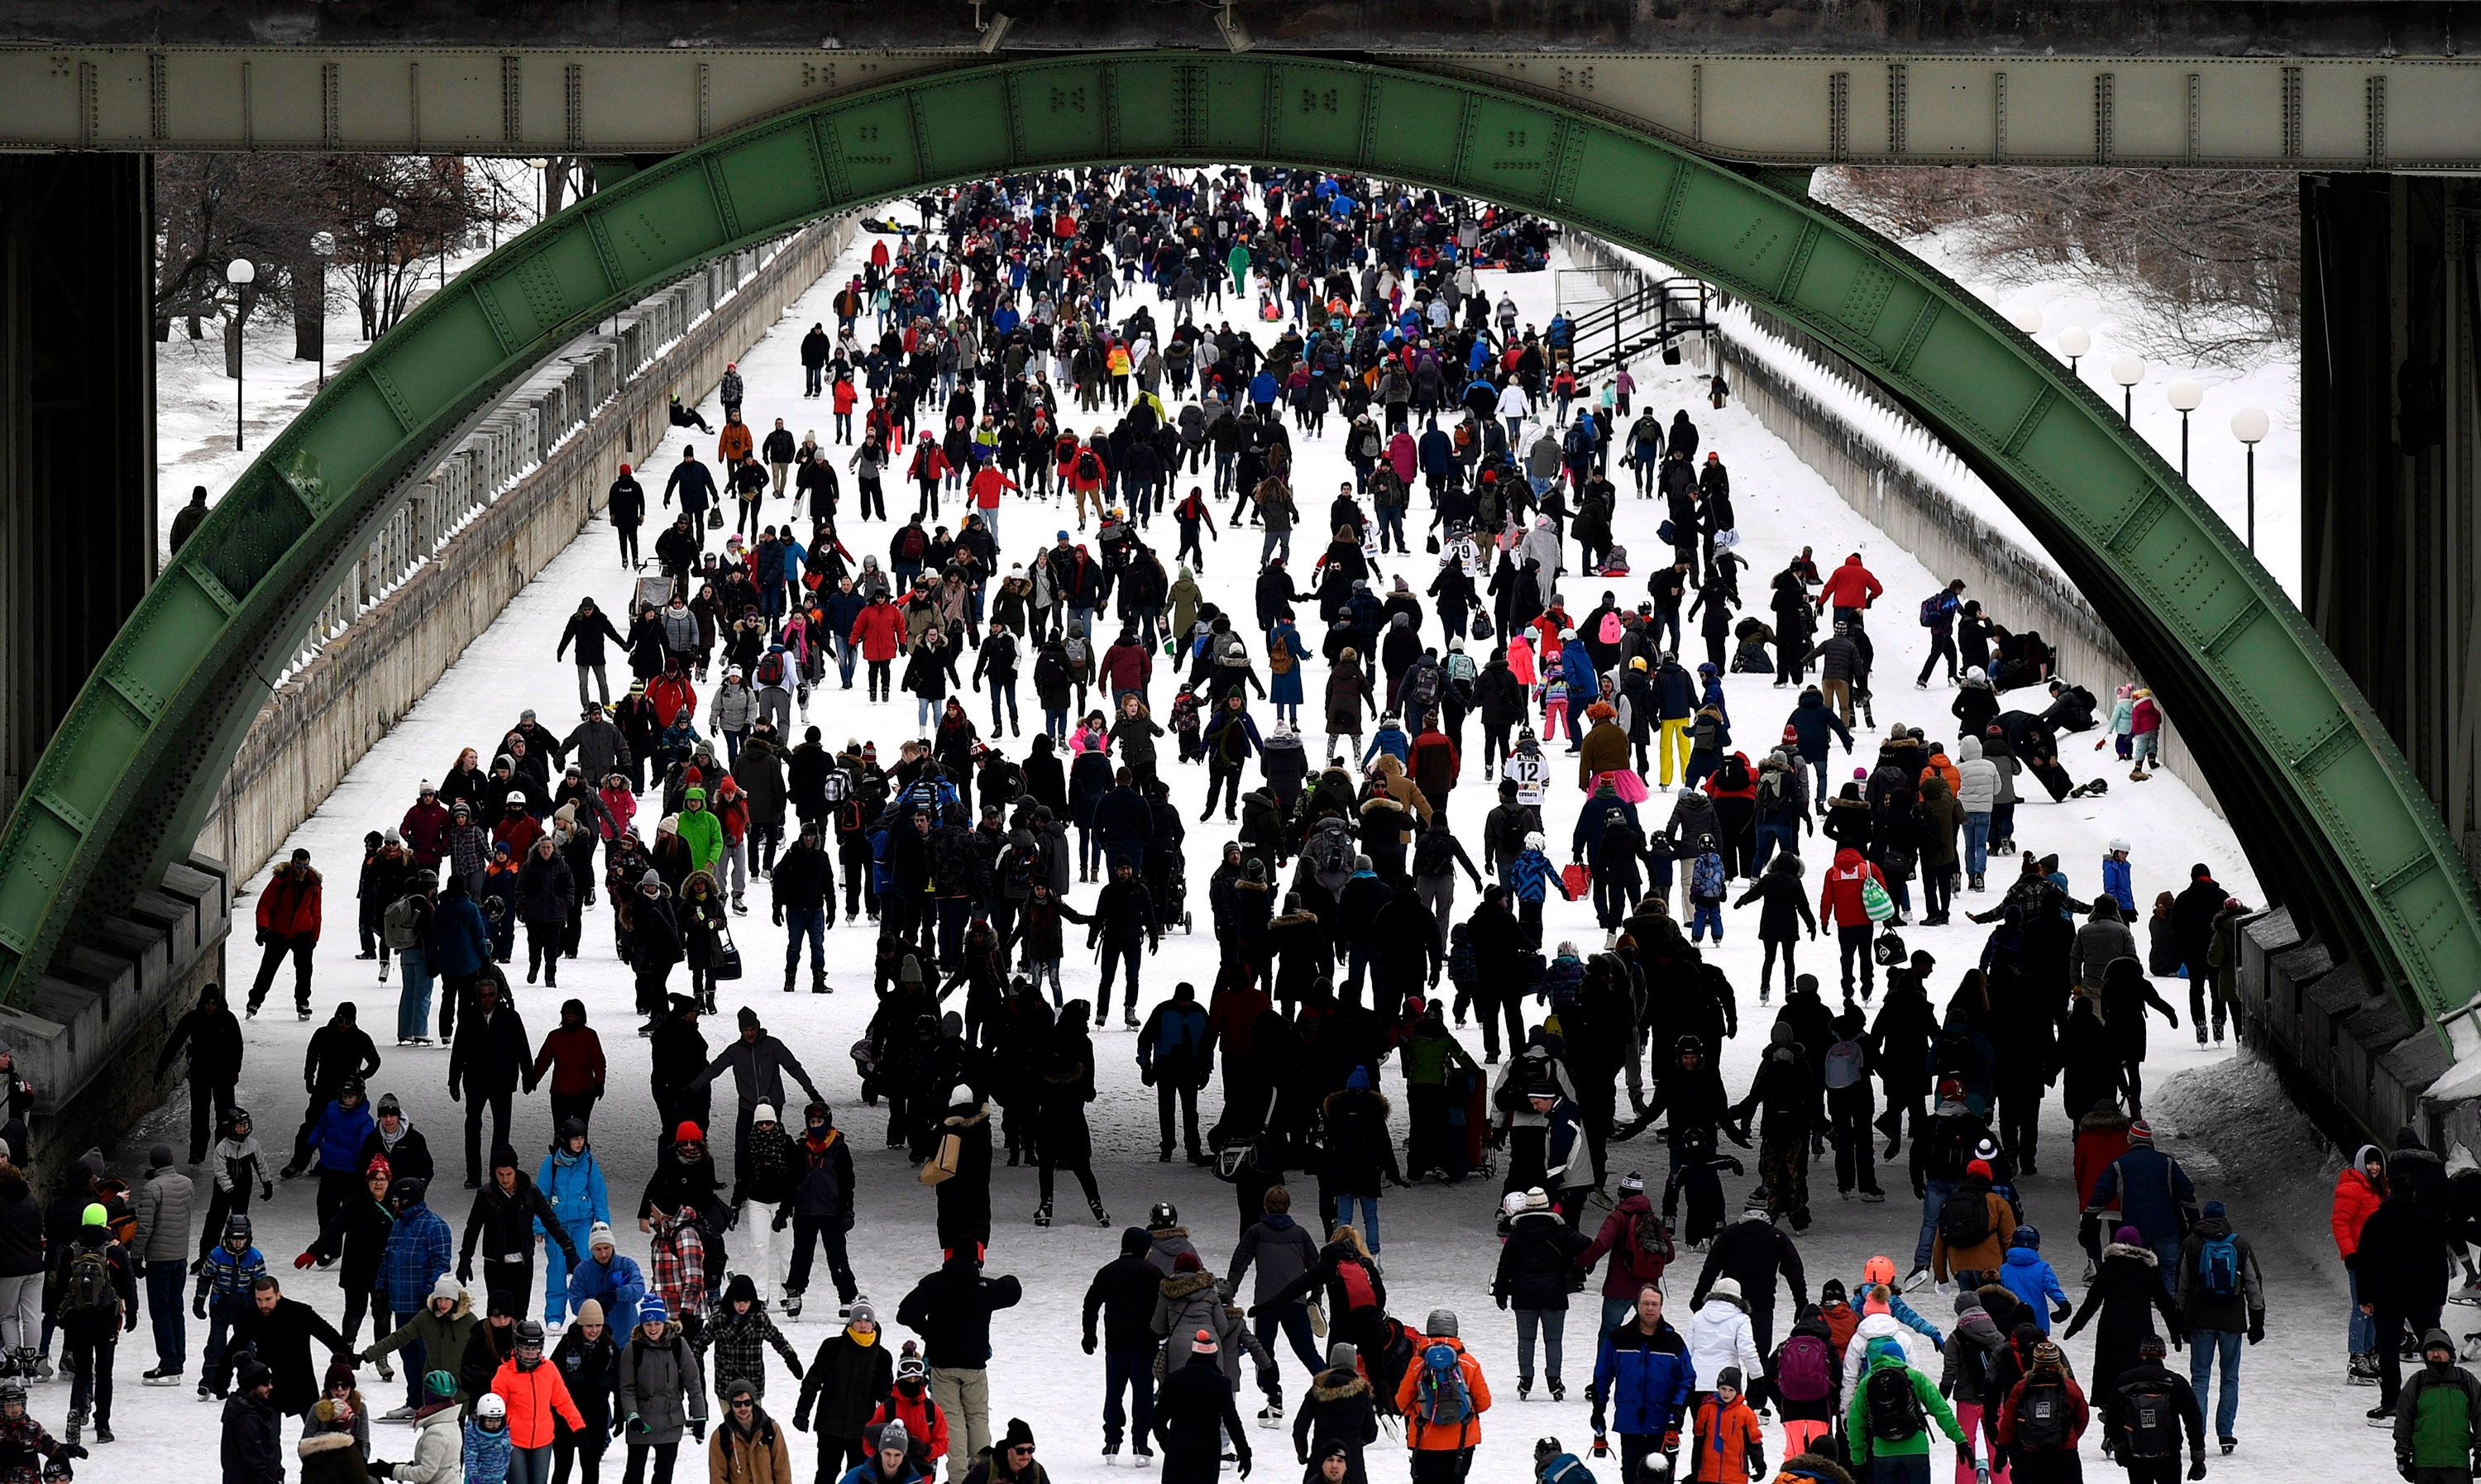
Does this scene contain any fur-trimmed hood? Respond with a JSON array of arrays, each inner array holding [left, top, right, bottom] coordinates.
[[2078, 1106, 2131, 1136], [2102, 1242, 2159, 1267], [1159, 1270, 1219, 1302], [1311, 1370, 1371, 1404]]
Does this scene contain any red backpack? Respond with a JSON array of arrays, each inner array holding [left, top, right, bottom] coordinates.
[[1336, 1257, 1379, 1315]]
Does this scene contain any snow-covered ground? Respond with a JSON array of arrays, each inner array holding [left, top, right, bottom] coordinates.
[[87, 212, 2360, 1484], [1810, 174, 2305, 601]]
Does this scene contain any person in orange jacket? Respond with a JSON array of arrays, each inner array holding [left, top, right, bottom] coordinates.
[[1686, 1365, 1765, 1482], [847, 594, 911, 704], [718, 414, 754, 466], [2333, 1142, 2387, 1382], [249, 847, 326, 1018], [493, 1317, 590, 1475], [866, 1344, 951, 1475], [1393, 1308, 1492, 1478]]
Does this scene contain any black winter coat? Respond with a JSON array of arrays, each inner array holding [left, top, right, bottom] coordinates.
[[795, 1329, 896, 1439], [552, 1324, 620, 1429], [1153, 1353, 1250, 1483], [449, 1003, 533, 1098], [1692, 1213, 1809, 1311], [307, 1190, 395, 1293], [2356, 1191, 2452, 1314], [1493, 1209, 1590, 1310], [461, 1172, 577, 1270], [895, 1253, 1024, 1369], [1084, 1233, 1164, 1354], [1292, 1367, 1379, 1480], [222, 1390, 284, 1484]]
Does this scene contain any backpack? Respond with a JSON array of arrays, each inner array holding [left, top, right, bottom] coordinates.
[[1630, 1211, 1676, 1266], [1414, 1343, 1475, 1431], [1755, 767, 1789, 812], [1919, 594, 1944, 627], [2115, 1378, 2182, 1460], [2195, 1233, 2240, 1300], [1691, 852, 1725, 901], [382, 894, 426, 952], [1413, 830, 1457, 879], [1405, 664, 1440, 709], [1938, 1186, 1993, 1249], [2013, 1377, 2071, 1451], [61, 1248, 118, 1321], [1336, 1257, 1379, 1315], [1597, 612, 1624, 646], [1715, 756, 1752, 793], [1307, 827, 1355, 884], [1773, 1332, 1835, 1406], [755, 652, 786, 686], [898, 527, 928, 561], [1821, 1038, 1865, 1090], [1075, 449, 1102, 481], [1864, 1364, 1925, 1443]]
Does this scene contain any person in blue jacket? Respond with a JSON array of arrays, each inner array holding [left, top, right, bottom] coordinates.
[[426, 876, 493, 1044], [306, 1079, 378, 1230], [2082, 1119, 2197, 1295], [1360, 715, 1411, 768], [373, 1176, 457, 1412], [2101, 839, 2136, 918], [1558, 642, 1599, 750], [536, 1118, 611, 1326], [565, 1220, 647, 1336], [1589, 1286, 1694, 1484], [1996, 1226, 2072, 1334]]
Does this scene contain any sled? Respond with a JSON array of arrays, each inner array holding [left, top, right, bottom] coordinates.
[[1451, 1063, 1495, 1177]]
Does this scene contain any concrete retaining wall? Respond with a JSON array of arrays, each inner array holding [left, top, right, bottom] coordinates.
[[1565, 232, 2216, 808], [201, 215, 859, 885]]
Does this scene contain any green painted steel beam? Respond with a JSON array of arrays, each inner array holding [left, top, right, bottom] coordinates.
[[2, 52, 2474, 1054]]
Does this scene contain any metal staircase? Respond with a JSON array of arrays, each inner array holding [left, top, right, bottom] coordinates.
[[1563, 276, 1716, 379]]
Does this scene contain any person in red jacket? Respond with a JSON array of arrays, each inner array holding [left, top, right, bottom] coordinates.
[[401, 781, 452, 871], [1815, 847, 1886, 1001], [648, 661, 699, 729], [969, 463, 1019, 544], [848, 594, 910, 703], [868, 1344, 951, 1474], [249, 848, 325, 1019], [906, 432, 952, 521], [530, 997, 608, 1131], [1993, 1338, 2088, 1474], [1814, 552, 1884, 626], [1065, 436, 1111, 528], [2334, 1141, 2387, 1382]]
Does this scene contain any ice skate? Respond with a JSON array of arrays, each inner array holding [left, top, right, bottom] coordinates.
[[1035, 1202, 1053, 1227], [1091, 1199, 1111, 1226]]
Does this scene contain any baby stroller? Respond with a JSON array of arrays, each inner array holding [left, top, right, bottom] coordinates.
[[1149, 844, 1195, 933]]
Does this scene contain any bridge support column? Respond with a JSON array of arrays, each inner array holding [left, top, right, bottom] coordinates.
[[0, 155, 156, 820], [2302, 172, 2481, 876]]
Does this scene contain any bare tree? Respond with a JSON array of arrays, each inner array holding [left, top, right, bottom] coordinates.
[[1828, 166, 2299, 359]]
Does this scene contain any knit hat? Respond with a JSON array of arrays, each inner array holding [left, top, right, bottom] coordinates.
[[1173, 1251, 1203, 1273], [576, 1299, 605, 1327], [1191, 1327, 1220, 1355], [2127, 1119, 2154, 1146], [849, 1298, 877, 1329], [878, 1418, 912, 1452], [150, 1144, 175, 1170], [1954, 1291, 1983, 1315], [640, 1296, 670, 1327], [1327, 1341, 1360, 1372], [588, 1222, 617, 1252], [2202, 1200, 2226, 1219], [1820, 1278, 1848, 1305], [673, 1121, 705, 1144], [431, 1274, 461, 1305], [2032, 1339, 2065, 1368], [1965, 1159, 1993, 1181], [1715, 1365, 1744, 1396], [1001, 1418, 1035, 1452], [1618, 1171, 1644, 1193], [2114, 1224, 2143, 1247], [1708, 1277, 1743, 1305]]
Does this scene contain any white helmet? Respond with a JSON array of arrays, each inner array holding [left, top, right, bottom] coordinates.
[[2107, 838, 2132, 855], [1524, 832, 1546, 852], [476, 1393, 508, 1420], [506, 790, 528, 806]]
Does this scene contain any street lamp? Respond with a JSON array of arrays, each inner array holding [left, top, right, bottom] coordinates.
[[2059, 326, 2091, 377], [2008, 306, 2044, 337], [226, 257, 256, 451], [308, 231, 335, 390], [2231, 405, 2269, 550], [2166, 379, 2203, 480], [2110, 354, 2146, 422]]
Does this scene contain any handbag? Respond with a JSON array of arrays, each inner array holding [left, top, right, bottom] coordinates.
[[919, 1130, 962, 1186], [1561, 861, 1592, 900], [706, 505, 724, 530], [711, 923, 743, 981]]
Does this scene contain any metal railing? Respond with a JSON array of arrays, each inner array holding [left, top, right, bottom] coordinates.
[[1563, 275, 1715, 379]]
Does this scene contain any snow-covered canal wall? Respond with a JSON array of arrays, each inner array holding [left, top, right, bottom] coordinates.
[[197, 215, 861, 885]]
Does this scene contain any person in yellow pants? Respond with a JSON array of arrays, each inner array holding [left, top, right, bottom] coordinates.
[[1653, 653, 1698, 785]]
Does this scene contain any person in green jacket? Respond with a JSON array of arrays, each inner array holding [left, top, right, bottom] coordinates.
[[1227, 242, 1252, 298], [676, 787, 725, 876], [2397, 1328, 2481, 1483], [362, 1276, 477, 1418], [1844, 1336, 1970, 1483], [1398, 1002, 1479, 1182]]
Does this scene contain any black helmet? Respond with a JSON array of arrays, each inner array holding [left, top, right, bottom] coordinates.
[[223, 1214, 253, 1245], [0, 1379, 22, 1410], [1674, 1034, 1704, 1057], [388, 1176, 428, 1210], [514, 1319, 547, 1349], [1534, 1438, 1563, 1461], [1147, 1201, 1178, 1229]]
